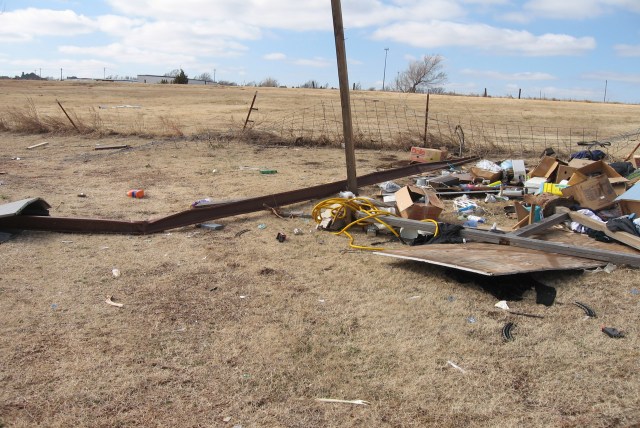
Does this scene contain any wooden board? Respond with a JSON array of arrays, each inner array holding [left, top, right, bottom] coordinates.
[[375, 242, 605, 276]]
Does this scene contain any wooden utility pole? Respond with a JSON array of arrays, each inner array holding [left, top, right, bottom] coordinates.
[[331, 0, 358, 194]]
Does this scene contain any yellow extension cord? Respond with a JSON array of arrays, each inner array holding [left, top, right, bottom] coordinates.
[[311, 197, 439, 251]]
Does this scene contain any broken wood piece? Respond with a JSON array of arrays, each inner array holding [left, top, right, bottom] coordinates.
[[315, 398, 370, 406], [624, 140, 640, 161], [94, 145, 130, 151], [509, 212, 569, 237], [556, 207, 640, 251], [511, 216, 530, 231], [26, 142, 49, 149], [105, 295, 124, 308]]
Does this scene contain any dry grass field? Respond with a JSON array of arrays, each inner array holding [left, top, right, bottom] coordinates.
[[1, 81, 640, 427]]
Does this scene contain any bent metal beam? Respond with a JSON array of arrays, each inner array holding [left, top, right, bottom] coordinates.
[[0, 156, 478, 235]]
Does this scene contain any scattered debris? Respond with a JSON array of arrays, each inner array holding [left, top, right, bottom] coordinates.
[[197, 223, 224, 230], [26, 142, 48, 150], [494, 300, 544, 318], [235, 229, 250, 237], [502, 322, 515, 341], [602, 326, 625, 338], [105, 295, 123, 308], [259, 169, 277, 174], [112, 268, 121, 278], [446, 360, 466, 374], [77, 193, 87, 198], [94, 145, 130, 151], [293, 228, 303, 235], [574, 301, 596, 318], [127, 189, 145, 199], [315, 398, 370, 406], [276, 232, 287, 242]]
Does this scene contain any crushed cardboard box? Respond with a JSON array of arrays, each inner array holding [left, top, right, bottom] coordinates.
[[561, 174, 617, 211], [394, 185, 444, 221]]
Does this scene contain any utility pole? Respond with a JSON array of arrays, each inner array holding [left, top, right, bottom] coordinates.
[[60, 68, 63, 81], [331, 0, 357, 193], [104, 67, 106, 79], [39, 68, 41, 78], [213, 69, 216, 83], [603, 80, 608, 103], [382, 47, 389, 91]]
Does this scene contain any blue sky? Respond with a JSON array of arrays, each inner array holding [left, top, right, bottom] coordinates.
[[1, 0, 639, 103]]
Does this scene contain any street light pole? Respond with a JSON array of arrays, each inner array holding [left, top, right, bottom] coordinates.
[[382, 48, 389, 91]]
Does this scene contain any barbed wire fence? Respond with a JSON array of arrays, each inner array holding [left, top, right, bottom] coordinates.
[[251, 97, 640, 160]]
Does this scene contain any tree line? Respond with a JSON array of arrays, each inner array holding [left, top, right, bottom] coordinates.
[[161, 54, 446, 93]]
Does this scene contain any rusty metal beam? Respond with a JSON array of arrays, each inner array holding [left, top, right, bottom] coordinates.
[[0, 156, 478, 235]]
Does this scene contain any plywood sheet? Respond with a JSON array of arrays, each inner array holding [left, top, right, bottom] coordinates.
[[375, 242, 605, 276]]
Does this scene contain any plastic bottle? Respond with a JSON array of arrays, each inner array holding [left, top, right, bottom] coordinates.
[[127, 189, 145, 198]]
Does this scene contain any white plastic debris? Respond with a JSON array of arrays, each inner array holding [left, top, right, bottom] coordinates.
[[112, 268, 121, 278], [495, 300, 510, 311]]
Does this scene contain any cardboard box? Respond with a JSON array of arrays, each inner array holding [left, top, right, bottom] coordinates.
[[615, 182, 640, 216], [470, 166, 502, 182], [394, 185, 444, 220], [568, 158, 595, 168], [567, 160, 628, 187], [410, 147, 447, 163], [555, 165, 577, 184], [634, 155, 640, 169], [530, 156, 560, 180], [561, 174, 617, 211]]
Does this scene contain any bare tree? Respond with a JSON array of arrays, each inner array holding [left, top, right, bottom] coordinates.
[[395, 54, 447, 93], [259, 77, 279, 87], [195, 72, 213, 82], [164, 69, 181, 77]]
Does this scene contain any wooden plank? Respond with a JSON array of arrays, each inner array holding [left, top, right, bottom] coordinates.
[[26, 142, 49, 149], [460, 228, 640, 267], [375, 243, 604, 276], [509, 212, 569, 237], [556, 207, 640, 251], [354, 212, 640, 267]]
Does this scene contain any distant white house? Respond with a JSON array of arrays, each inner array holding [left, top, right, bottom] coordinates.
[[137, 74, 213, 85]]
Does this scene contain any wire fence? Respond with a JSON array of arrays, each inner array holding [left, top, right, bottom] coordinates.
[[253, 97, 640, 160]]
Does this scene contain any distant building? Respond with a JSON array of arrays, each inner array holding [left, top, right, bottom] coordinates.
[[137, 74, 213, 85]]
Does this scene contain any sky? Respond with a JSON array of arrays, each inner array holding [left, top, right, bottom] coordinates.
[[0, 0, 639, 103]]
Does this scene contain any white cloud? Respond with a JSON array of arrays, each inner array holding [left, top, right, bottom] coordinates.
[[523, 0, 640, 20], [0, 8, 94, 42], [582, 71, 640, 84], [373, 21, 596, 56], [59, 43, 197, 67], [293, 57, 333, 68], [264, 53, 286, 61], [104, 0, 465, 31], [615, 44, 640, 57], [499, 12, 531, 24], [461, 69, 556, 80]]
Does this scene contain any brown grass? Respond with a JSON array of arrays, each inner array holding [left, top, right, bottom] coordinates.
[[1, 83, 640, 427], [1, 80, 639, 157]]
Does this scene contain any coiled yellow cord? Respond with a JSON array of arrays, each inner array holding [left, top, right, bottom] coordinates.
[[312, 197, 439, 251]]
